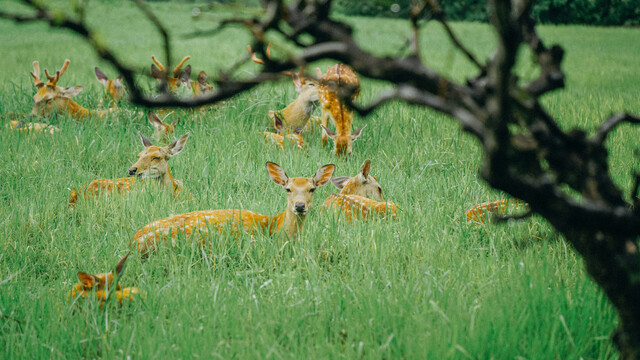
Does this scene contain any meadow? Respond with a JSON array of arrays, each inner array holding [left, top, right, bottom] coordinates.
[[1, 1, 639, 358]]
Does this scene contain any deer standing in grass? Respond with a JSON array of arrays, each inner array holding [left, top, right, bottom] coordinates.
[[68, 254, 142, 307], [131, 162, 335, 254], [94, 67, 125, 106], [248, 45, 320, 133], [30, 59, 113, 120], [323, 159, 398, 222], [317, 64, 365, 156], [264, 113, 304, 150], [148, 111, 179, 143], [68, 132, 190, 206], [464, 199, 530, 225]]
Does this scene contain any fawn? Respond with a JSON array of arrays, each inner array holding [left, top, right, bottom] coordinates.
[[464, 199, 530, 224], [68, 132, 190, 206], [30, 59, 114, 120], [317, 64, 365, 155], [131, 162, 335, 254], [148, 111, 179, 143], [68, 254, 142, 307], [95, 67, 125, 106], [323, 159, 398, 222], [264, 113, 304, 150]]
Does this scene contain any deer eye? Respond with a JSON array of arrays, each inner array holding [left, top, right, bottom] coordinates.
[[378, 187, 383, 194], [309, 188, 316, 193], [285, 188, 291, 193], [152, 157, 161, 161]]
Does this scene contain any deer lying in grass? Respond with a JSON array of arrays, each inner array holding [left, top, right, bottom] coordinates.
[[323, 159, 398, 222], [8, 119, 59, 135], [148, 111, 179, 143], [264, 113, 304, 150], [68, 132, 190, 206], [30, 59, 114, 120], [248, 45, 319, 133], [95, 67, 125, 106], [131, 162, 335, 254], [317, 64, 365, 156], [464, 199, 530, 224], [68, 254, 142, 307], [151, 55, 213, 96]]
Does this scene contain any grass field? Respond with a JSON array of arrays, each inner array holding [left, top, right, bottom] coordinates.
[[1, 1, 639, 358]]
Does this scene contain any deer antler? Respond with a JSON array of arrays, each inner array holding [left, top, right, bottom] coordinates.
[[172, 56, 191, 77], [248, 43, 271, 65], [151, 55, 165, 71], [43, 59, 70, 85], [30, 61, 42, 86]]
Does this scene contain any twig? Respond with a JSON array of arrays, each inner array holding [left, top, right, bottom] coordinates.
[[593, 113, 640, 144]]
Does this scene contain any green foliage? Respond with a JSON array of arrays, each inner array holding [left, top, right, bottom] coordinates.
[[1, 3, 639, 358], [334, 0, 640, 25]]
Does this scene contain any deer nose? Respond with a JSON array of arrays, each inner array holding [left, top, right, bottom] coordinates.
[[295, 203, 306, 213], [128, 168, 137, 176]]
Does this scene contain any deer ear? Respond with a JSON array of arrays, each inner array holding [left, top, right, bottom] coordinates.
[[61, 86, 83, 98], [316, 67, 322, 78], [180, 65, 192, 83], [266, 162, 288, 186], [291, 72, 304, 91], [115, 253, 129, 276], [95, 67, 108, 86], [361, 159, 371, 178], [197, 71, 207, 85], [273, 113, 283, 132], [151, 64, 163, 79], [330, 176, 350, 190], [350, 125, 366, 141], [148, 111, 162, 128], [77, 272, 96, 289], [320, 124, 336, 139], [167, 133, 190, 156], [139, 132, 153, 148], [313, 164, 335, 187]]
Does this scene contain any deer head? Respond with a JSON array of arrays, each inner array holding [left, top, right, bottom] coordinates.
[[30, 59, 83, 117], [129, 132, 190, 180], [74, 254, 129, 294], [320, 124, 366, 156], [151, 55, 191, 91], [330, 159, 384, 201], [148, 111, 178, 143], [95, 67, 125, 103], [266, 162, 335, 216]]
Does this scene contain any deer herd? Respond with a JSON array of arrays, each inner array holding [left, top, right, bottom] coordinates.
[[9, 55, 525, 307]]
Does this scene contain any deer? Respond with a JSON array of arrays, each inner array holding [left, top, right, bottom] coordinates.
[[248, 45, 320, 133], [464, 199, 530, 224], [8, 119, 59, 135], [323, 159, 398, 222], [264, 113, 304, 150], [68, 132, 190, 206], [68, 254, 142, 307], [131, 162, 335, 254], [30, 59, 114, 120], [148, 111, 179, 143], [151, 55, 213, 96], [94, 67, 125, 106], [317, 64, 365, 156]]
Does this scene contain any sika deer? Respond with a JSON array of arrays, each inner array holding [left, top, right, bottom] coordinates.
[[131, 162, 335, 254], [68, 254, 142, 307], [68, 132, 189, 206], [323, 160, 398, 222], [317, 64, 365, 155], [30, 59, 114, 120], [95, 67, 125, 106]]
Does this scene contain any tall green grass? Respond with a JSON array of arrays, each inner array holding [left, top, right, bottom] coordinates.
[[1, 2, 639, 358]]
